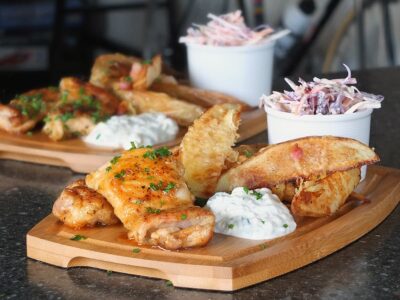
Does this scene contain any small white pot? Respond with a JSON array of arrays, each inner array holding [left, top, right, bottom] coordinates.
[[186, 41, 275, 106], [265, 107, 373, 180]]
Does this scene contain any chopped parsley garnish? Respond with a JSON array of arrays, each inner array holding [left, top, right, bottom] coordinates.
[[124, 76, 132, 82], [16, 93, 45, 118], [283, 224, 288, 228], [142, 59, 151, 65], [134, 200, 143, 205], [114, 170, 126, 180], [146, 207, 161, 214], [106, 270, 113, 276], [96, 133, 101, 140], [70, 234, 87, 241], [165, 280, 173, 287], [79, 87, 85, 95], [26, 131, 33, 136], [61, 91, 68, 103], [252, 191, 263, 200], [43, 115, 51, 123], [56, 112, 74, 123], [164, 182, 176, 193], [106, 166, 112, 172], [259, 244, 267, 250], [181, 214, 187, 220], [228, 224, 235, 229], [132, 248, 141, 253], [243, 187, 249, 194], [260, 219, 265, 224], [244, 150, 253, 158], [110, 155, 120, 165], [143, 147, 171, 160], [149, 181, 163, 191], [129, 141, 137, 150]]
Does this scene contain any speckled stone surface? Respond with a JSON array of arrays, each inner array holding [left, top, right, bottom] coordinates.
[[0, 67, 399, 299]]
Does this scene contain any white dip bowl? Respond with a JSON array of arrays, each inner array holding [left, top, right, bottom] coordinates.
[[265, 107, 373, 180], [186, 41, 275, 107]]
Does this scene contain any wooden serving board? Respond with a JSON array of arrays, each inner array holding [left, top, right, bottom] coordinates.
[[26, 165, 400, 291], [0, 109, 266, 173]]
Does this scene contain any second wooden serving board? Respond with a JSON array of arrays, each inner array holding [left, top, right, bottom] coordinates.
[[0, 108, 266, 173]]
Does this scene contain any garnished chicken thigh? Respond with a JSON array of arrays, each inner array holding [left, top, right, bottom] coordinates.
[[43, 77, 120, 141], [86, 146, 215, 250], [0, 87, 59, 134]]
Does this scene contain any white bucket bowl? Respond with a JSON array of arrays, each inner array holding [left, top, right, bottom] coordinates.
[[186, 41, 275, 107], [265, 107, 373, 180]]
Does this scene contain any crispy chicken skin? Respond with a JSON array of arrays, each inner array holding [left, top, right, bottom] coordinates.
[[86, 147, 215, 250], [0, 88, 59, 134], [43, 77, 121, 141], [112, 88, 204, 126], [52, 179, 119, 229]]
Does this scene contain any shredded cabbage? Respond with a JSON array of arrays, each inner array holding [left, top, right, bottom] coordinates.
[[179, 10, 275, 46], [260, 64, 383, 115]]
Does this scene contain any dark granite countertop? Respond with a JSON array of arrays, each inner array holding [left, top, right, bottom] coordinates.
[[0, 67, 399, 299]]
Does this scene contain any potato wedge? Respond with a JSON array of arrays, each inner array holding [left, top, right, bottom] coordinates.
[[180, 103, 241, 198], [151, 81, 251, 110], [216, 136, 379, 192], [112, 88, 204, 126], [291, 168, 361, 217]]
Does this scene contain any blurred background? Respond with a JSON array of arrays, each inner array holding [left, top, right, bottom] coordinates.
[[0, 0, 399, 100]]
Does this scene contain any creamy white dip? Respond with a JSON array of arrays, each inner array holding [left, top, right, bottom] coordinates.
[[206, 187, 296, 240], [83, 113, 179, 149]]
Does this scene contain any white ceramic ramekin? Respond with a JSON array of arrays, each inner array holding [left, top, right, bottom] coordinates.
[[265, 107, 373, 180], [186, 41, 275, 107]]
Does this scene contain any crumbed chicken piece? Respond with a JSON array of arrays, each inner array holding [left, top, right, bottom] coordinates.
[[0, 88, 59, 134], [86, 147, 215, 250], [52, 179, 119, 229], [43, 77, 120, 141], [112, 88, 204, 126]]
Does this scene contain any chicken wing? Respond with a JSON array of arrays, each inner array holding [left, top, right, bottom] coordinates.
[[43, 77, 121, 141], [0, 88, 59, 134], [112, 88, 204, 126], [86, 147, 215, 250], [52, 179, 119, 229]]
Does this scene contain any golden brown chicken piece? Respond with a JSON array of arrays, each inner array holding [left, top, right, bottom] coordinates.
[[112, 88, 204, 126], [89, 53, 139, 91], [86, 147, 215, 250], [0, 88, 59, 134], [43, 77, 121, 141], [90, 53, 161, 91], [290, 168, 361, 217], [52, 179, 119, 229], [180, 103, 242, 198]]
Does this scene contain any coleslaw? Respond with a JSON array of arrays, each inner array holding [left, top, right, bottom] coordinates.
[[260, 64, 383, 115], [179, 10, 276, 46]]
